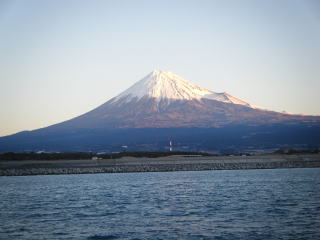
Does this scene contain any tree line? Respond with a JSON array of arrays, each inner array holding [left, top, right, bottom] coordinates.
[[0, 151, 211, 161]]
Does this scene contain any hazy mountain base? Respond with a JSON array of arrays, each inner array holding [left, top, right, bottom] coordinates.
[[0, 124, 319, 153]]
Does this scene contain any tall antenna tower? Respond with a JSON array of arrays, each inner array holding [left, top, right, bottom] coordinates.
[[169, 138, 173, 152]]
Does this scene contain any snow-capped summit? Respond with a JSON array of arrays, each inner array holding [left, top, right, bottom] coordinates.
[[112, 70, 260, 109], [113, 70, 212, 102], [45, 69, 314, 130], [1, 69, 319, 153]]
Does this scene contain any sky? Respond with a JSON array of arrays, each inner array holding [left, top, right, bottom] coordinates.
[[0, 0, 320, 136]]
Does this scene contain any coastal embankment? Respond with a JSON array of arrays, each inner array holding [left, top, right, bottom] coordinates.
[[1, 154, 319, 176]]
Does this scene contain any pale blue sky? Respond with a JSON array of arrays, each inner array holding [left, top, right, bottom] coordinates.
[[1, 0, 320, 136]]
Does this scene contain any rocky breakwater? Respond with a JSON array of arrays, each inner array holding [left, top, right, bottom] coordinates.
[[0, 154, 320, 176]]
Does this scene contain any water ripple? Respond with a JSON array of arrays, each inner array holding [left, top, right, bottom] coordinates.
[[0, 169, 320, 240]]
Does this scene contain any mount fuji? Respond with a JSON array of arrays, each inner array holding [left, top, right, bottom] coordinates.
[[112, 70, 259, 108], [1, 70, 320, 153], [48, 70, 316, 129]]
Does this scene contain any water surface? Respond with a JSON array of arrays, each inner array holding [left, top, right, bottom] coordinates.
[[1, 168, 320, 239]]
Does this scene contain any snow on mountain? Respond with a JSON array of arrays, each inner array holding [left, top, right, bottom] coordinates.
[[204, 92, 261, 109], [113, 70, 212, 101], [111, 70, 261, 109]]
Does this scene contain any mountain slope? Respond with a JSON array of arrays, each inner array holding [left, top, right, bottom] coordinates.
[[50, 97, 318, 130], [1, 70, 319, 153], [110, 70, 260, 108], [48, 70, 317, 130]]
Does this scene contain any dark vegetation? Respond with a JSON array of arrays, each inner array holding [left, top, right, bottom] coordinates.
[[0, 151, 211, 161], [0, 149, 318, 161]]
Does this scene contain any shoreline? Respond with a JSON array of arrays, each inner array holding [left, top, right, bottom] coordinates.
[[1, 154, 319, 176]]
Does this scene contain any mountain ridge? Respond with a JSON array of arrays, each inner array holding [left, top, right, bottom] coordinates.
[[49, 97, 318, 130], [28, 70, 320, 130], [1, 70, 319, 153], [110, 70, 261, 109]]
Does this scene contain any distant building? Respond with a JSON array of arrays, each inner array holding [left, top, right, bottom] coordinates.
[[121, 145, 128, 152]]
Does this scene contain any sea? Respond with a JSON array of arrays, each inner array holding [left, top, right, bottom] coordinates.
[[0, 168, 320, 240]]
